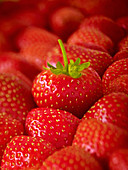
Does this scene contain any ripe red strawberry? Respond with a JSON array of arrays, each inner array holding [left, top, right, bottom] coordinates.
[[106, 75, 128, 95], [16, 26, 59, 50], [67, 27, 114, 54], [113, 50, 128, 61], [20, 43, 55, 71], [102, 58, 128, 95], [79, 15, 125, 44], [1, 135, 56, 170], [109, 148, 128, 170], [118, 35, 128, 51], [68, 0, 128, 19], [25, 107, 80, 149], [0, 112, 24, 164], [73, 118, 128, 166], [44, 43, 113, 77], [32, 40, 103, 118], [49, 6, 84, 41], [116, 16, 128, 34], [83, 92, 128, 130], [0, 72, 36, 124], [41, 145, 103, 170], [0, 31, 11, 52], [0, 52, 41, 81]]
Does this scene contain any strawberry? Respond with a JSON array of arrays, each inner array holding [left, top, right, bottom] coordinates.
[[0, 31, 11, 52], [79, 15, 125, 44], [44, 43, 113, 77], [0, 112, 24, 164], [67, 26, 114, 54], [83, 92, 128, 130], [1, 135, 56, 170], [113, 50, 128, 61], [41, 145, 103, 170], [49, 6, 84, 41], [102, 58, 128, 95], [0, 72, 36, 124], [116, 16, 128, 34], [20, 43, 55, 71], [0, 52, 41, 81], [16, 26, 59, 50], [73, 118, 128, 166], [105, 75, 128, 95], [32, 39, 103, 118], [36, 0, 69, 27], [25, 107, 80, 149], [68, 0, 128, 19], [109, 148, 128, 170], [118, 35, 128, 51]]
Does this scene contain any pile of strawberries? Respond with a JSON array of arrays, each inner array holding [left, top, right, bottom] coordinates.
[[0, 0, 128, 169]]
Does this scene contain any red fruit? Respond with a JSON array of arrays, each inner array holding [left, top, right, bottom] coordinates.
[[0, 72, 36, 124], [106, 75, 128, 95], [102, 58, 128, 95], [113, 50, 128, 61], [80, 15, 125, 44], [74, 42, 107, 52], [0, 31, 11, 52], [116, 16, 128, 34], [68, 0, 128, 19], [0, 112, 24, 164], [1, 135, 56, 170], [25, 107, 80, 149], [49, 6, 84, 41], [0, 52, 41, 81], [83, 92, 128, 130], [44, 43, 113, 77], [16, 26, 59, 50], [109, 148, 128, 170], [32, 40, 103, 118], [73, 119, 128, 166], [41, 145, 103, 170], [67, 27, 114, 54], [20, 44, 54, 71], [118, 35, 128, 51]]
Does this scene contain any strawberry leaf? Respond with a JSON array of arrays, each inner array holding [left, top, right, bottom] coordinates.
[[44, 39, 90, 78]]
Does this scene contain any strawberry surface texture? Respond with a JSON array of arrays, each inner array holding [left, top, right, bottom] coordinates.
[[0, 0, 128, 170]]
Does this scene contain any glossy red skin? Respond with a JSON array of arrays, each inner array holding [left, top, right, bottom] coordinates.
[[73, 119, 128, 166], [118, 35, 128, 51], [44, 43, 113, 77], [106, 75, 128, 95], [116, 16, 128, 34], [113, 50, 128, 61], [109, 148, 128, 170], [83, 92, 128, 130], [80, 15, 125, 44], [0, 73, 36, 124], [0, 112, 24, 164], [20, 43, 56, 70], [25, 107, 80, 149], [16, 26, 59, 50], [0, 52, 41, 81], [67, 27, 114, 54], [1, 135, 56, 170], [49, 6, 84, 41], [32, 68, 103, 118], [102, 58, 128, 95], [0, 32, 11, 52], [41, 145, 103, 170], [68, 0, 128, 19]]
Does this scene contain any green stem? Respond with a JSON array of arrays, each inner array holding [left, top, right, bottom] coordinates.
[[58, 39, 68, 73]]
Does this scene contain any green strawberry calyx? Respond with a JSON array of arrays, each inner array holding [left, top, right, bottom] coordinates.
[[44, 39, 90, 78]]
